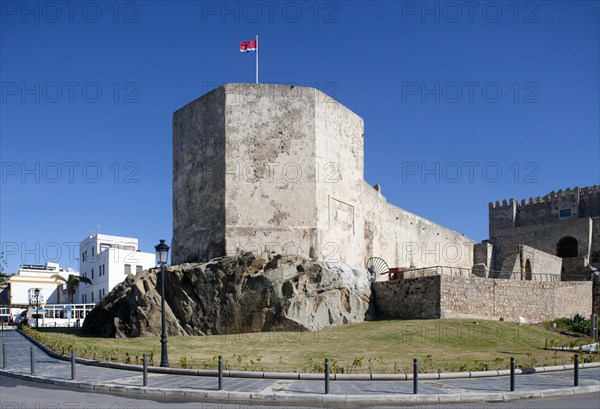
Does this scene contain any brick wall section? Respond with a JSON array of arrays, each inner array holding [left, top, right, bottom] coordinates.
[[373, 276, 592, 322], [372, 276, 440, 319], [440, 276, 592, 321]]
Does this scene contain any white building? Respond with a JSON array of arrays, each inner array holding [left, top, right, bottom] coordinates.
[[79, 234, 155, 304], [8, 262, 75, 305], [3, 262, 92, 325]]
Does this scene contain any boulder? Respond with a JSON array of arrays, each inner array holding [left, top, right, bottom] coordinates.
[[82, 253, 373, 337]]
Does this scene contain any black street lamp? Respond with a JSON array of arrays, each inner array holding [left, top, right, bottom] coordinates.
[[155, 239, 170, 368], [34, 288, 40, 329]]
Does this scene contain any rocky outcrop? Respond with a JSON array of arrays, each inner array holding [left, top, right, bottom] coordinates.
[[82, 253, 373, 337]]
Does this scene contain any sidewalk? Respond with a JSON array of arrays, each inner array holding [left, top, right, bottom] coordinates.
[[1, 328, 599, 406]]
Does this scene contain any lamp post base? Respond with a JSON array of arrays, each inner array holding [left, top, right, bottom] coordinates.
[[160, 336, 169, 367]]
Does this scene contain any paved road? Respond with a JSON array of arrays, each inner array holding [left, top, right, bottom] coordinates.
[[2, 375, 600, 409], [1, 328, 599, 407]]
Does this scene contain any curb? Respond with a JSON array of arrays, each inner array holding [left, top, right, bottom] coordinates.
[[13, 328, 600, 381], [1, 369, 599, 406]]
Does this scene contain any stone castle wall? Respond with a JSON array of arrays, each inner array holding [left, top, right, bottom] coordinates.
[[491, 243, 562, 279], [222, 84, 320, 262], [372, 275, 441, 320], [172, 84, 474, 269], [373, 276, 592, 322], [592, 221, 600, 263], [487, 186, 599, 279], [489, 217, 594, 269], [439, 276, 591, 321], [489, 186, 600, 234], [172, 88, 226, 262]]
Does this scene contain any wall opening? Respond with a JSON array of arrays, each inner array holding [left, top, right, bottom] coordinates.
[[524, 259, 532, 280], [556, 236, 578, 258], [559, 209, 572, 218]]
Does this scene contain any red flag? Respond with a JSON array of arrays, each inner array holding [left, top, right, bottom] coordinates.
[[240, 40, 257, 52]]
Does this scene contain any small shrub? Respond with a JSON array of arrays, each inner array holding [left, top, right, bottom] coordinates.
[[350, 356, 364, 373], [554, 315, 591, 335]]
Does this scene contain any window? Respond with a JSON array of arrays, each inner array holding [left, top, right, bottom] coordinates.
[[99, 290, 101, 299], [91, 292, 94, 303], [136, 265, 142, 274], [559, 209, 572, 218], [124, 264, 131, 274], [91, 268, 94, 279], [92, 247, 95, 257]]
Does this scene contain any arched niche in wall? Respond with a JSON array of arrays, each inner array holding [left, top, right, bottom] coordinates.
[[556, 236, 578, 258], [524, 259, 532, 280]]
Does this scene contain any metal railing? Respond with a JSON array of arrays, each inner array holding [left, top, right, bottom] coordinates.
[[398, 265, 563, 282]]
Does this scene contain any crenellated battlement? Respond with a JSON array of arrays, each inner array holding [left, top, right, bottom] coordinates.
[[489, 185, 600, 234], [489, 185, 599, 210], [489, 198, 519, 209]]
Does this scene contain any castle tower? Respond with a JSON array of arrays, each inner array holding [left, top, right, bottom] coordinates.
[[172, 83, 474, 270], [172, 83, 364, 264], [488, 185, 600, 278]]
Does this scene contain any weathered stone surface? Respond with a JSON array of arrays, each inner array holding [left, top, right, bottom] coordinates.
[[372, 276, 441, 320], [172, 83, 476, 270], [82, 253, 373, 337], [373, 275, 592, 322], [488, 186, 599, 277]]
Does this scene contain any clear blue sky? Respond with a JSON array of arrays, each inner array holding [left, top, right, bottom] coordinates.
[[1, 1, 599, 271]]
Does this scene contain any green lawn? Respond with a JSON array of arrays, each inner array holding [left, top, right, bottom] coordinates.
[[24, 319, 598, 373]]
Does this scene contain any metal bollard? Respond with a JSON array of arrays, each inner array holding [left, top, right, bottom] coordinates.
[[30, 347, 35, 375], [2, 343, 6, 369], [591, 314, 598, 341], [574, 354, 579, 387], [217, 355, 223, 391], [510, 357, 515, 391], [324, 358, 330, 394], [142, 354, 148, 387], [413, 358, 418, 394], [71, 349, 76, 380]]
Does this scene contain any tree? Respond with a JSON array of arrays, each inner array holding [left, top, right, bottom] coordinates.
[[51, 274, 92, 304], [0, 252, 11, 290]]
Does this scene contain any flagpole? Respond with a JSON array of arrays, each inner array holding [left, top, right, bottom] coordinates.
[[255, 34, 259, 84]]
